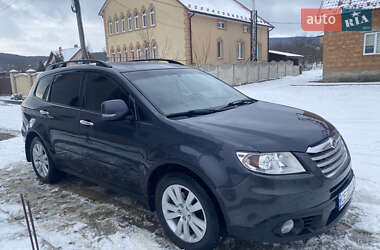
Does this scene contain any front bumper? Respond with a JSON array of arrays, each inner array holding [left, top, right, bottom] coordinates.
[[217, 163, 354, 243]]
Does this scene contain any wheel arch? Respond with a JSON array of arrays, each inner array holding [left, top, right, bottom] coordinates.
[[146, 163, 227, 234], [25, 130, 50, 162]]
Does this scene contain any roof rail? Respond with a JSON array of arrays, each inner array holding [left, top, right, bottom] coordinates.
[[127, 59, 184, 65], [46, 59, 112, 71]]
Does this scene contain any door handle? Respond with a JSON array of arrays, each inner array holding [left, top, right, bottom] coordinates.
[[40, 110, 49, 115], [80, 120, 94, 126]]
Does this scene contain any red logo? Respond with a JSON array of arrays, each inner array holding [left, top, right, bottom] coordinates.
[[301, 8, 342, 31]]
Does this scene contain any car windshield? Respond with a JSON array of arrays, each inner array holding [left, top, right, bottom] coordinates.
[[124, 69, 249, 116]]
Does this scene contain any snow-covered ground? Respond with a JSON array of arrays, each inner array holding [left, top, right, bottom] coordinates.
[[0, 70, 379, 249]]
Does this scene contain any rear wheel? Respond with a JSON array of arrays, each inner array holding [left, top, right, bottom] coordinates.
[[155, 173, 221, 250], [30, 137, 60, 183]]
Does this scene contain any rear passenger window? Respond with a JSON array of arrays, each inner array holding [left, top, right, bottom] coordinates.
[[83, 72, 129, 113], [35, 75, 53, 100], [49, 72, 82, 107]]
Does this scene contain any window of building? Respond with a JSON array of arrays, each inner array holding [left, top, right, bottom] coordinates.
[[128, 15, 132, 31], [145, 46, 150, 59], [135, 12, 140, 29], [237, 41, 244, 59], [121, 17, 126, 32], [217, 21, 225, 29], [137, 47, 141, 59], [35, 75, 54, 100], [217, 40, 222, 58], [124, 48, 128, 61], [152, 44, 157, 59], [130, 48, 135, 60], [49, 73, 81, 107], [243, 25, 249, 33], [150, 8, 155, 26], [364, 32, 380, 55], [142, 11, 147, 27], [115, 18, 119, 33], [117, 51, 122, 62], [109, 20, 113, 35], [257, 43, 262, 60], [83, 72, 129, 113]]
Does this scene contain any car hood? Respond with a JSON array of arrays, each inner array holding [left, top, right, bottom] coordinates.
[[176, 101, 336, 152]]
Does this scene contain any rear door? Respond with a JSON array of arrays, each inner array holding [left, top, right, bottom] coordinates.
[[44, 71, 84, 171], [77, 72, 143, 193]]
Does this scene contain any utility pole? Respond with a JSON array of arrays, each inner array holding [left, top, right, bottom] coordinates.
[[250, 0, 257, 61], [71, 0, 88, 59]]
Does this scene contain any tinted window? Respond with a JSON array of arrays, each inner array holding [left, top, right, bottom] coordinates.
[[35, 75, 53, 100], [49, 72, 82, 107], [83, 72, 129, 113]]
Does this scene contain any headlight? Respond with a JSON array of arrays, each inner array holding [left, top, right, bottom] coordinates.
[[236, 152, 306, 175]]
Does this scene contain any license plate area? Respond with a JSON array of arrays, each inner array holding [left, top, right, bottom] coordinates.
[[338, 176, 355, 210]]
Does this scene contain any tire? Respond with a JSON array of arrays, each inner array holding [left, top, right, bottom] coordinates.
[[30, 137, 60, 184], [155, 173, 221, 250]]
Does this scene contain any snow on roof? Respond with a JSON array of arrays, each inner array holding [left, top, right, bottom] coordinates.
[[322, 0, 380, 9], [53, 47, 81, 61], [269, 50, 304, 58], [177, 0, 273, 27]]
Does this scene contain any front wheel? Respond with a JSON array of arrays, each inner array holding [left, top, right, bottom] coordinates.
[[155, 173, 221, 250]]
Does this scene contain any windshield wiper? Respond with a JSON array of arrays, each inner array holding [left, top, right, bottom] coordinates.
[[167, 108, 218, 118], [217, 98, 256, 111]]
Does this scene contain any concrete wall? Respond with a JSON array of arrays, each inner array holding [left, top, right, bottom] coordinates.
[[199, 60, 299, 86], [9, 71, 40, 96]]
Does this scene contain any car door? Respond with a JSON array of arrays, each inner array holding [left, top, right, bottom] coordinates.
[[77, 71, 144, 194], [44, 71, 84, 171]]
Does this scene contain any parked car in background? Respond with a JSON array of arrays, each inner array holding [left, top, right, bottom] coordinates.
[[21, 59, 355, 250]]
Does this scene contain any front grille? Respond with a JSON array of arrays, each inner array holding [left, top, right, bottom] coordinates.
[[307, 135, 349, 178]]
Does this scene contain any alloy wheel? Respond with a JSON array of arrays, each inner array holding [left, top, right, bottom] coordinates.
[[161, 184, 207, 243], [32, 142, 49, 178]]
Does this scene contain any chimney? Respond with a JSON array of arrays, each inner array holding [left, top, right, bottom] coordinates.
[[74, 44, 78, 48]]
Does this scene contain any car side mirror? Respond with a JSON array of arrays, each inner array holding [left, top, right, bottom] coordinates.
[[101, 99, 129, 121]]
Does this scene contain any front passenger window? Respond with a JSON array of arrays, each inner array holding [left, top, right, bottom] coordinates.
[[83, 72, 129, 113]]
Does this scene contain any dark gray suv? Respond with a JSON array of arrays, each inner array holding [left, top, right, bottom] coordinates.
[[21, 59, 355, 250]]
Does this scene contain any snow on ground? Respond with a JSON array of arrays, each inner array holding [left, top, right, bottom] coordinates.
[[0, 71, 380, 249]]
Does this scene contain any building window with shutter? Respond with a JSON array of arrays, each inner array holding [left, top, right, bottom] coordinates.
[[124, 48, 128, 61], [152, 44, 157, 59], [109, 20, 113, 35], [142, 11, 147, 27], [137, 47, 141, 59], [150, 8, 156, 26], [237, 41, 244, 59], [130, 48, 135, 60], [121, 17, 126, 32], [145, 46, 150, 59], [364, 32, 380, 55], [115, 18, 119, 33], [128, 15, 132, 31], [135, 12, 140, 29], [217, 40, 223, 59]]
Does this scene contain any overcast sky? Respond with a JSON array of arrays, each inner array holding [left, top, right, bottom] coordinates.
[[0, 0, 321, 56]]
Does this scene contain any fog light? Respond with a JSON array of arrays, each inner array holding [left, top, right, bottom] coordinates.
[[281, 219, 294, 234]]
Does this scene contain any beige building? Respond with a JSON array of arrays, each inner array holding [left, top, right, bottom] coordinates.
[[98, 0, 273, 65]]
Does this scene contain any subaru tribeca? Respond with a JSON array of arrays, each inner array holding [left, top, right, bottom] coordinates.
[[21, 59, 355, 250]]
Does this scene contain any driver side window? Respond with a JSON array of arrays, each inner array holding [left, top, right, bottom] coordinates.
[[83, 72, 130, 113]]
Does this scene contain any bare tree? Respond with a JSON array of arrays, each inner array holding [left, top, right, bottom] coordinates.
[[193, 34, 212, 66]]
